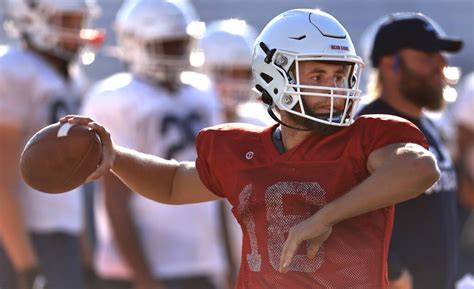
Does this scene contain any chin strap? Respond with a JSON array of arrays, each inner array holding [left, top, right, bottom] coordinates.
[[255, 84, 311, 131], [266, 105, 313, 131]]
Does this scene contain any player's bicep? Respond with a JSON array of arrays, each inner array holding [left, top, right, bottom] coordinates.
[[171, 161, 223, 204], [366, 142, 429, 174]]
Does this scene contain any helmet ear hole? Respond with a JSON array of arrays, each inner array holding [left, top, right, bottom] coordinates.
[[262, 93, 273, 105], [255, 85, 273, 105], [260, 73, 273, 84]]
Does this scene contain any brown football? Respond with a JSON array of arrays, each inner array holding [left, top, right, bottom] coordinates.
[[20, 122, 102, 194]]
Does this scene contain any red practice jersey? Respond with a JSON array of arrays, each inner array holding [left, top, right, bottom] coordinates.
[[196, 115, 428, 289]]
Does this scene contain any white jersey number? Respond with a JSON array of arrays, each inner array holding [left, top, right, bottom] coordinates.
[[238, 181, 327, 272], [160, 112, 203, 159]]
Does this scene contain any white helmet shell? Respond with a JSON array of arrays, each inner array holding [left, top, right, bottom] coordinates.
[[115, 0, 189, 41], [201, 19, 257, 68], [252, 9, 364, 127]]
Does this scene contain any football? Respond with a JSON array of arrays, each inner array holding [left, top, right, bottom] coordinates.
[[20, 122, 102, 194]]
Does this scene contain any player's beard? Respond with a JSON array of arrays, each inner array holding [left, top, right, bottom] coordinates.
[[287, 99, 343, 135], [399, 60, 445, 111]]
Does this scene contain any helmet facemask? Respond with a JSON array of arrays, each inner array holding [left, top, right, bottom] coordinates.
[[126, 36, 191, 85], [208, 65, 254, 109], [5, 0, 104, 63], [277, 53, 363, 127], [41, 7, 104, 62]]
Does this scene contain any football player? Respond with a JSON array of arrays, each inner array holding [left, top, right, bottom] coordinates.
[[81, 1, 227, 289], [63, 9, 440, 289], [0, 0, 103, 289], [200, 19, 274, 126]]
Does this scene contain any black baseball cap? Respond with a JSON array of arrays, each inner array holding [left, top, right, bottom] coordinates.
[[370, 14, 463, 67]]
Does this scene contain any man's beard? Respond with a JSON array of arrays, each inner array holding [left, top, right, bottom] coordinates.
[[287, 100, 344, 135], [399, 60, 445, 111]]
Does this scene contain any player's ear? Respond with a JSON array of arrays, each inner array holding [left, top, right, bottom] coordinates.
[[391, 54, 400, 71], [378, 55, 398, 74]]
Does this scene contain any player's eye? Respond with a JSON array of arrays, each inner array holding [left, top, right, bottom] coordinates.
[[311, 74, 323, 82]]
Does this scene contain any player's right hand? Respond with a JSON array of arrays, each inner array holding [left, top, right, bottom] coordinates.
[[279, 213, 333, 274], [59, 115, 116, 182]]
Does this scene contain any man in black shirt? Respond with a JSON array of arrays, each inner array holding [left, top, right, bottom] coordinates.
[[357, 12, 463, 289]]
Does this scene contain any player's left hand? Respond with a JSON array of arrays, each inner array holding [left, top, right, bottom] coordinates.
[[279, 213, 333, 273]]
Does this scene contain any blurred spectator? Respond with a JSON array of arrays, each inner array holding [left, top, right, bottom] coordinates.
[[81, 1, 228, 289], [357, 12, 463, 289], [0, 0, 104, 289]]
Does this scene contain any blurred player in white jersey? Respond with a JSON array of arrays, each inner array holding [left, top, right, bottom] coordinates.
[[200, 19, 274, 126], [81, 1, 227, 289], [199, 19, 275, 287], [0, 0, 104, 289]]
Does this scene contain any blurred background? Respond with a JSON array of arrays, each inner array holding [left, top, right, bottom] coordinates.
[[1, 0, 472, 89]]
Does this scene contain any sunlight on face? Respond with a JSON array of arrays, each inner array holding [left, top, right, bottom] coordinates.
[[298, 61, 351, 88], [295, 61, 352, 113]]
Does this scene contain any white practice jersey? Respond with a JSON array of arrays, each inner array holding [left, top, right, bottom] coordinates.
[[235, 101, 275, 127], [0, 47, 85, 234], [453, 72, 474, 178], [82, 73, 227, 279]]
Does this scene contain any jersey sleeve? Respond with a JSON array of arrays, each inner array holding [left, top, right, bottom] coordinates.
[[195, 128, 225, 197], [361, 115, 429, 158]]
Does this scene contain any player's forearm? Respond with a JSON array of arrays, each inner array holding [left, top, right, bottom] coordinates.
[[0, 187, 37, 270], [111, 146, 179, 204], [319, 149, 439, 226], [104, 177, 155, 284], [0, 127, 38, 270]]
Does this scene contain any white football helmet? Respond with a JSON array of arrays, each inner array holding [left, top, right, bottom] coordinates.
[[4, 0, 104, 61], [115, 0, 195, 83], [201, 19, 257, 108], [253, 9, 364, 127]]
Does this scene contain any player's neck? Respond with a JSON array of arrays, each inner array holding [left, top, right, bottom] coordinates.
[[280, 125, 313, 151]]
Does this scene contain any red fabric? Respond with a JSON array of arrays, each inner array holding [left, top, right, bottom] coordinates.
[[196, 115, 428, 289]]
